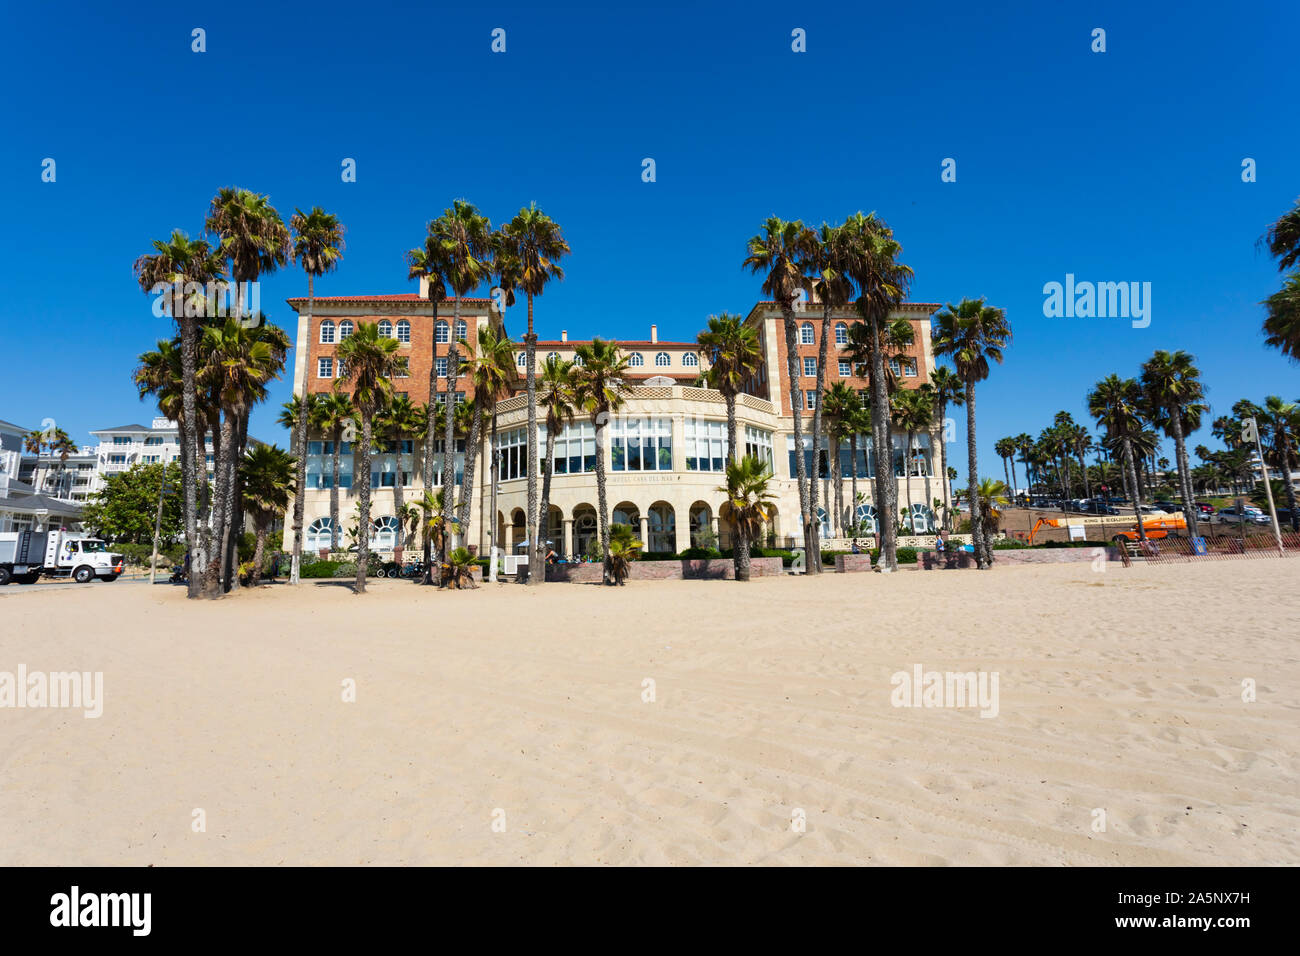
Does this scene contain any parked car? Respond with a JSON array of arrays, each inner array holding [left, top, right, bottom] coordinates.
[[1216, 507, 1269, 525], [1136, 504, 1167, 515], [1192, 502, 1215, 519], [1151, 500, 1179, 513], [1080, 501, 1118, 515]]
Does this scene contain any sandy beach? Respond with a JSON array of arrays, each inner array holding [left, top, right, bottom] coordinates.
[[1, 560, 1297, 866]]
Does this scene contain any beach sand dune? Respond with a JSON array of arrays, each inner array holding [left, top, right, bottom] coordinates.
[[2, 560, 1297, 866]]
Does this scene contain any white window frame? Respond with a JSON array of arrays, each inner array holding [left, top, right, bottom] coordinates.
[[339, 320, 354, 339], [318, 357, 333, 378], [435, 321, 449, 344], [800, 323, 814, 345], [396, 320, 410, 343], [834, 322, 848, 345], [803, 357, 816, 377], [655, 352, 671, 367], [378, 320, 392, 337], [320, 321, 335, 344], [628, 352, 644, 367]]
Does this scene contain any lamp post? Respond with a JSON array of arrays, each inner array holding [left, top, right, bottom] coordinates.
[[1242, 417, 1284, 555]]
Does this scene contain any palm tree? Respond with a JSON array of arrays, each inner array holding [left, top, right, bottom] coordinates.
[[839, 212, 914, 570], [197, 318, 282, 597], [894, 388, 935, 532], [458, 327, 515, 549], [1014, 433, 1034, 505], [419, 201, 493, 568], [718, 455, 777, 581], [497, 204, 570, 585], [1087, 374, 1149, 543], [801, 222, 853, 567], [1262, 273, 1300, 364], [822, 382, 857, 538], [843, 401, 872, 534], [1263, 396, 1300, 530], [1070, 423, 1094, 501], [994, 437, 1016, 503], [571, 338, 631, 584], [287, 206, 345, 584], [697, 312, 762, 461], [405, 238, 449, 581], [240, 443, 295, 587], [931, 297, 1011, 569], [974, 478, 1010, 536], [313, 391, 355, 553], [1140, 350, 1204, 537], [336, 323, 400, 593], [1261, 197, 1300, 270], [538, 354, 576, 563], [929, 367, 965, 526], [743, 217, 816, 561], [24, 426, 76, 497], [133, 230, 226, 598], [277, 391, 318, 554], [419, 487, 458, 578], [377, 393, 421, 557]]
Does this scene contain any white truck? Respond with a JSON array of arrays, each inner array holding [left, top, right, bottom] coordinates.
[[0, 530, 125, 585]]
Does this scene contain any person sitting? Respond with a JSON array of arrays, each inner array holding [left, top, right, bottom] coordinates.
[[850, 539, 861, 554], [545, 547, 558, 566]]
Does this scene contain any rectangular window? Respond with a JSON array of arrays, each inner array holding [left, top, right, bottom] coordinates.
[[550, 422, 597, 475], [396, 322, 410, 343], [494, 427, 529, 481], [611, 417, 672, 472], [744, 426, 774, 468], [113, 436, 132, 445], [903, 358, 918, 377], [144, 436, 164, 446], [108, 454, 127, 464], [395, 357, 409, 378], [838, 360, 851, 377], [684, 419, 725, 472], [803, 357, 816, 377], [889, 357, 901, 377], [436, 357, 447, 378], [806, 390, 817, 410], [318, 357, 333, 378]]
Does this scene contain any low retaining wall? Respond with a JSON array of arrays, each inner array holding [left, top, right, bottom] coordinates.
[[545, 557, 784, 582], [991, 546, 1122, 565], [834, 554, 874, 573]]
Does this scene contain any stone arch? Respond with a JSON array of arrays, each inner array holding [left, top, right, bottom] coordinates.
[[647, 500, 676, 554]]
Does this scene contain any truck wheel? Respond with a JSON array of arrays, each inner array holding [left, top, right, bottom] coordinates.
[[0, 567, 10, 586], [102, 574, 120, 582], [20, 573, 41, 584], [73, 565, 95, 584]]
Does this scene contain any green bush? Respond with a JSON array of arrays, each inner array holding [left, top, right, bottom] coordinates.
[[301, 560, 342, 578], [821, 549, 849, 565], [639, 550, 681, 561], [867, 547, 917, 564], [676, 547, 722, 560], [992, 540, 1029, 550], [111, 542, 185, 566]]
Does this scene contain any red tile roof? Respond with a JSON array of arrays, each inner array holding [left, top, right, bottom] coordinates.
[[286, 294, 491, 306]]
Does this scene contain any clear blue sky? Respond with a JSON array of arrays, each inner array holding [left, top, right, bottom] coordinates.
[[2, 0, 1296, 479]]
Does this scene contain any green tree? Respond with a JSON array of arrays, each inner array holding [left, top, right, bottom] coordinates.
[[1140, 349, 1205, 537], [718, 455, 777, 581], [240, 443, 296, 586], [697, 312, 763, 462], [571, 337, 631, 584], [82, 462, 184, 545]]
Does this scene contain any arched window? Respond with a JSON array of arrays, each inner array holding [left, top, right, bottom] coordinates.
[[546, 351, 560, 363], [306, 517, 335, 550], [572, 354, 585, 367], [339, 320, 354, 339], [628, 352, 644, 367], [655, 352, 671, 367], [834, 322, 848, 345], [371, 515, 400, 549], [517, 352, 528, 367], [378, 320, 392, 337], [683, 352, 699, 367], [455, 320, 467, 341], [396, 320, 410, 343], [435, 321, 449, 343], [319, 321, 335, 344], [800, 323, 814, 345]]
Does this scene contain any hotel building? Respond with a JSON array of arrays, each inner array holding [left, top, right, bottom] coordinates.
[[285, 291, 946, 559]]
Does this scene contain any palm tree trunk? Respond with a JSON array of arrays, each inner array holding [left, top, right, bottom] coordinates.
[[442, 300, 461, 571], [330, 428, 342, 552], [1168, 409, 1198, 538], [736, 522, 751, 582], [489, 411, 500, 571], [782, 307, 811, 560], [725, 393, 737, 463], [393, 435, 406, 560], [1123, 438, 1148, 543], [202, 413, 236, 597], [806, 305, 832, 573], [832, 437, 843, 539], [290, 275, 314, 584], [904, 428, 916, 536], [251, 524, 268, 588], [224, 410, 248, 592], [178, 316, 202, 599], [459, 401, 483, 539], [422, 301, 439, 584], [937, 405, 951, 530], [965, 381, 988, 569], [356, 414, 373, 593], [595, 413, 611, 584], [1280, 428, 1299, 531], [539, 423, 558, 574], [849, 434, 860, 534], [869, 315, 896, 570], [1078, 449, 1093, 501], [525, 295, 542, 586]]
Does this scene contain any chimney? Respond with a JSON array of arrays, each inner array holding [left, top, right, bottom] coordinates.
[[418, 276, 430, 299], [560, 330, 567, 342], [650, 324, 658, 343]]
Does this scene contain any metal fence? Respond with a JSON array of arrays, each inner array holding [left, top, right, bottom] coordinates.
[[1123, 531, 1300, 565]]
